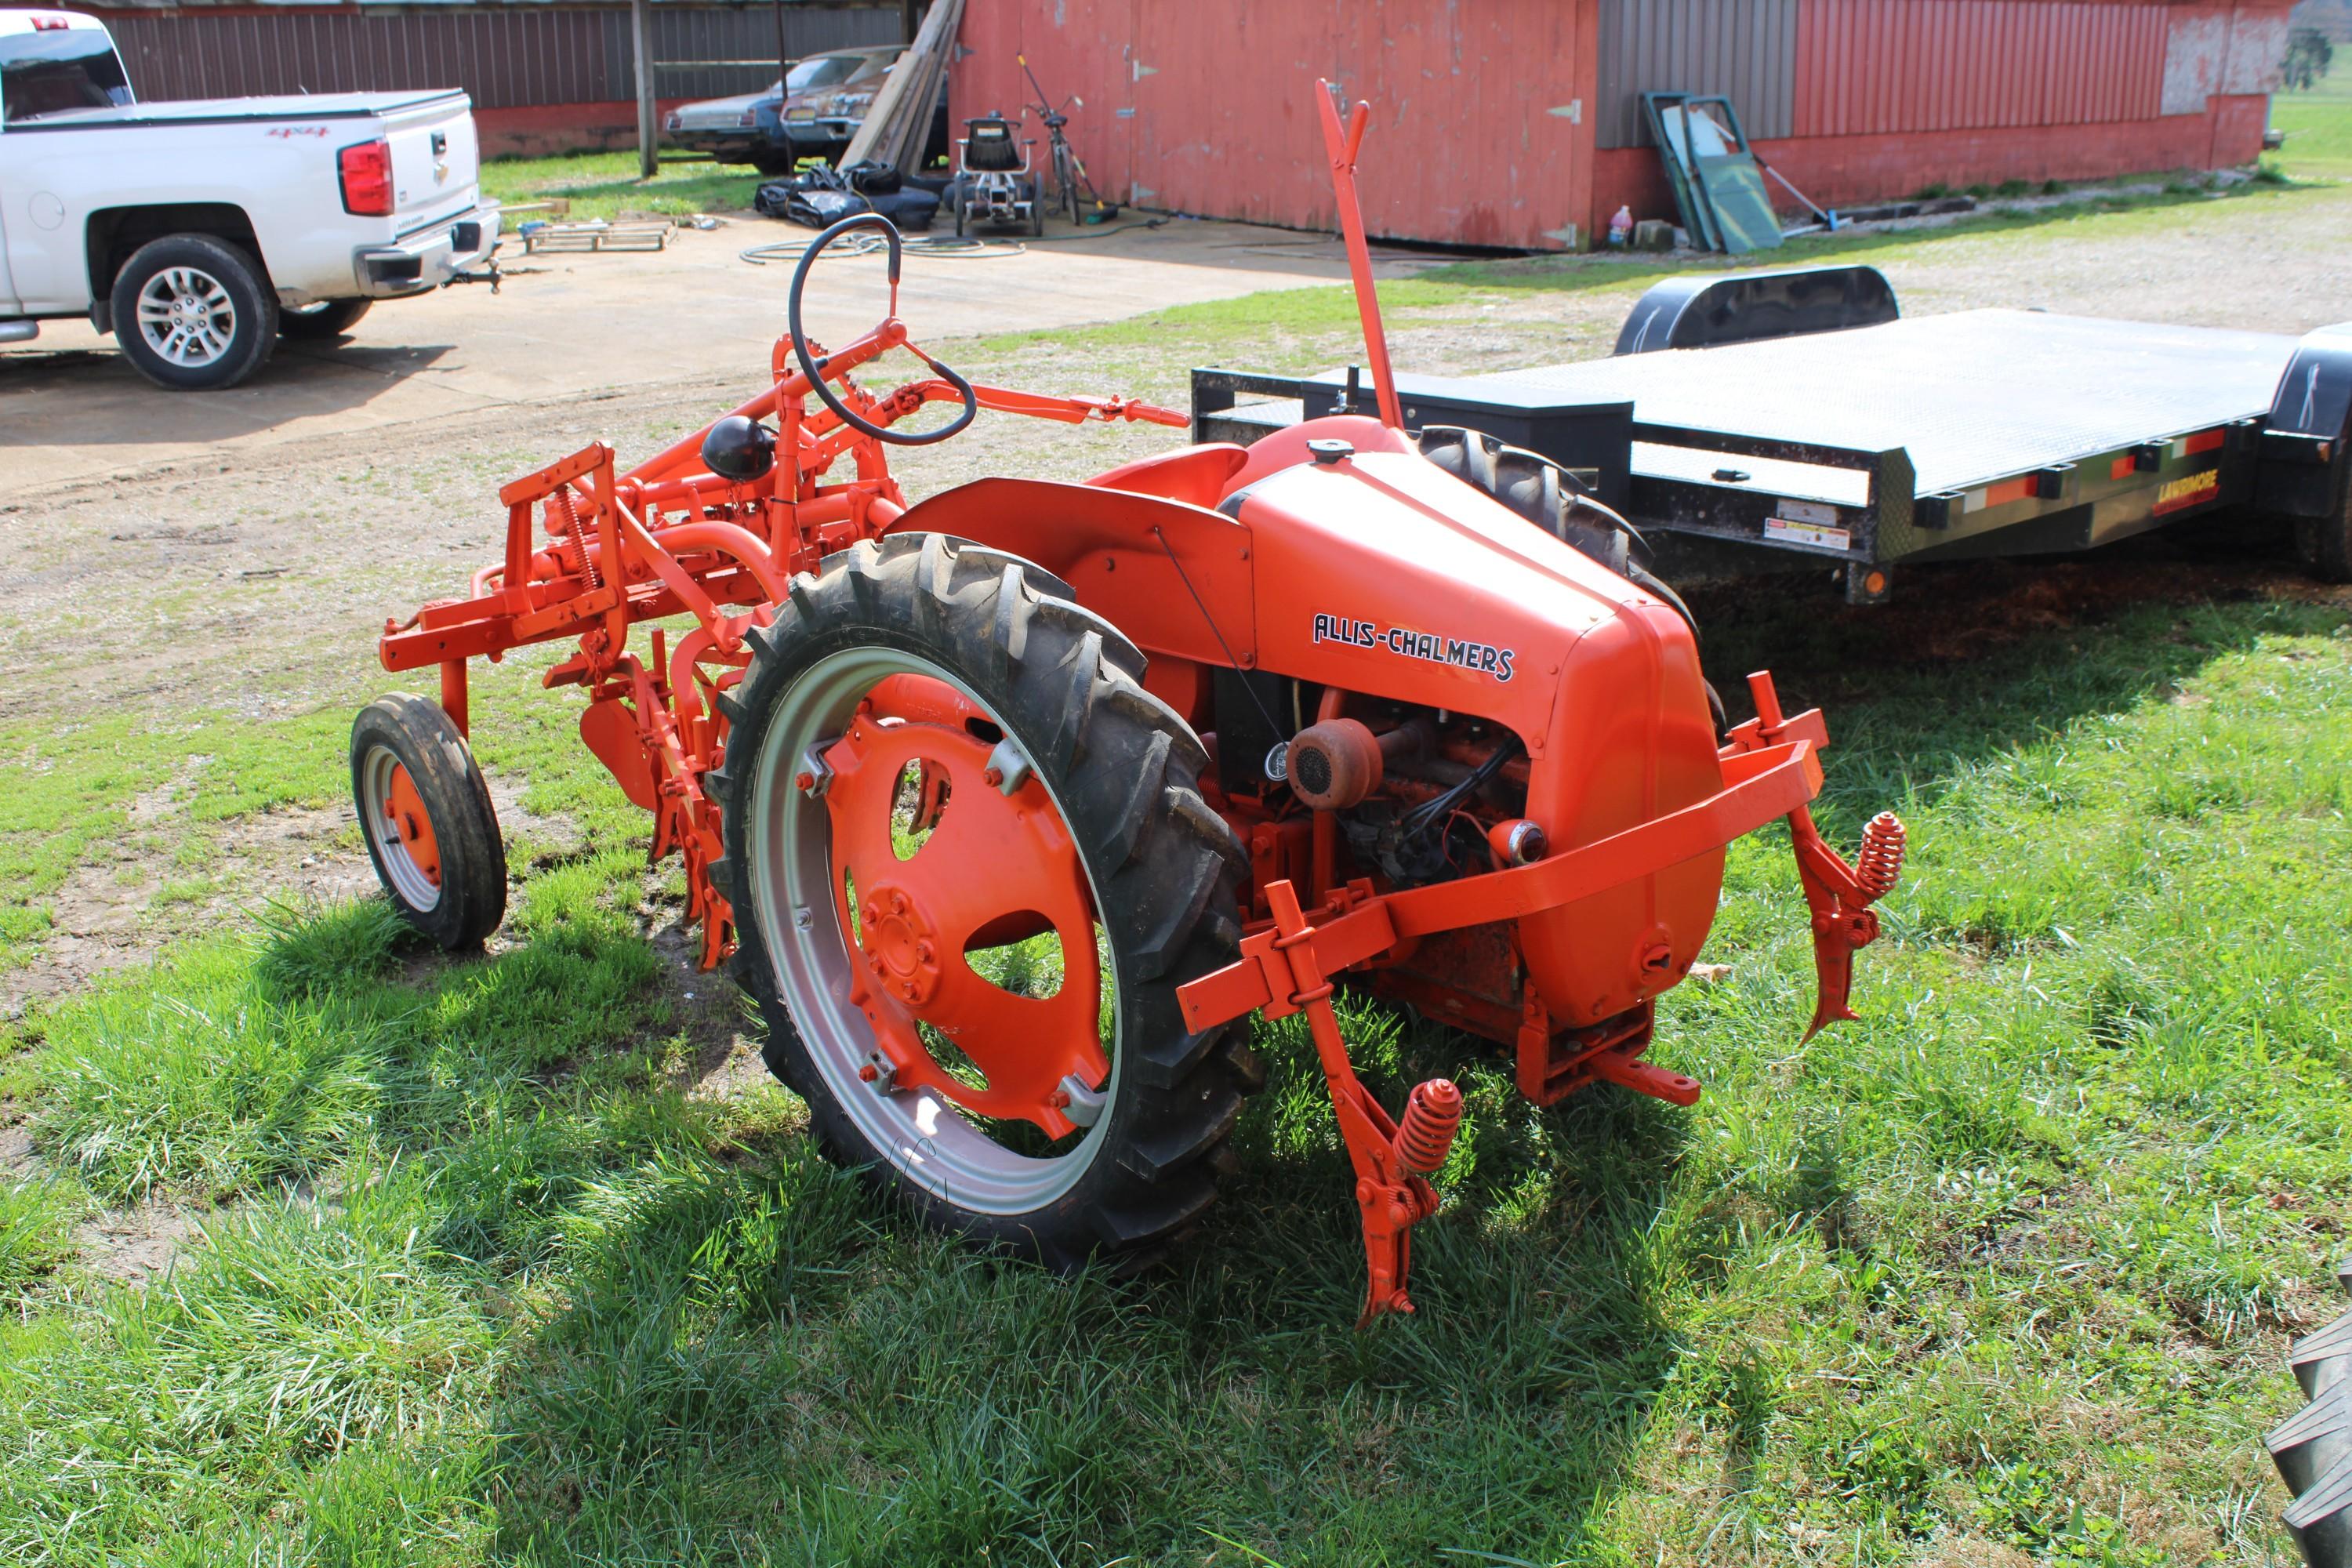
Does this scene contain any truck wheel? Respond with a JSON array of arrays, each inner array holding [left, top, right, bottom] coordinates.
[[280, 299, 372, 341], [109, 234, 278, 390], [713, 533, 1258, 1270], [2293, 446, 2352, 585], [351, 693, 508, 951]]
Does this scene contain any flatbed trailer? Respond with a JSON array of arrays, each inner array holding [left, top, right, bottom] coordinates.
[[1192, 265, 2352, 601]]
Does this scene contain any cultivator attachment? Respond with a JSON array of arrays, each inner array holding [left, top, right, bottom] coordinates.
[[1180, 670, 1904, 1320]]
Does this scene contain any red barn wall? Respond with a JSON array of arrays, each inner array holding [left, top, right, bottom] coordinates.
[[956, 0, 2290, 249], [1583, 0, 2292, 238], [953, 0, 1604, 249]]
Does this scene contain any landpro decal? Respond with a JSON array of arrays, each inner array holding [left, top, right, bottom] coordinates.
[[1312, 612, 1516, 683]]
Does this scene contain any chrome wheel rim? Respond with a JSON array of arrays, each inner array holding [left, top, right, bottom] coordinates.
[[747, 645, 1120, 1214], [135, 266, 238, 368], [357, 745, 441, 912]]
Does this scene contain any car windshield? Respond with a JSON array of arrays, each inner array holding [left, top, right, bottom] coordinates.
[[786, 54, 869, 93], [2, 28, 133, 124]]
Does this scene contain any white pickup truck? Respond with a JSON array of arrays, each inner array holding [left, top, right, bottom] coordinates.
[[0, 9, 499, 389]]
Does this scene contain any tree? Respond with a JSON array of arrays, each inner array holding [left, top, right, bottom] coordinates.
[[2283, 27, 2336, 91]]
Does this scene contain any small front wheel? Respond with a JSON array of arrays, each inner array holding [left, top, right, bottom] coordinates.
[[351, 693, 507, 949]]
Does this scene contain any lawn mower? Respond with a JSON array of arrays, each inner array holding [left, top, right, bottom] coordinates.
[[355, 82, 1903, 1323], [948, 111, 1042, 237]]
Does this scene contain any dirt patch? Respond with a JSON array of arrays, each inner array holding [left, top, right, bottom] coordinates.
[[72, 1196, 209, 1287]]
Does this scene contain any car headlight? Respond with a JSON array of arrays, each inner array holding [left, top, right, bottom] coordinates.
[[664, 112, 681, 131]]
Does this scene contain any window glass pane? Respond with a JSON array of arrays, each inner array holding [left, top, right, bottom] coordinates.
[[2, 31, 132, 124]]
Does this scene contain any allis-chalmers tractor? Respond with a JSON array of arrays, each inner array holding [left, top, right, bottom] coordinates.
[[355, 85, 1904, 1322]]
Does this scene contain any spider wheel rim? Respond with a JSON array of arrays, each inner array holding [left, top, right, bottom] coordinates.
[[135, 265, 238, 368], [748, 645, 1120, 1214], [358, 745, 444, 911]]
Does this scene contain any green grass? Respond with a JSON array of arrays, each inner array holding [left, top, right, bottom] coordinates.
[[0, 578, 2342, 1564], [481, 151, 777, 224], [1428, 175, 2323, 293], [2269, 71, 2352, 180]]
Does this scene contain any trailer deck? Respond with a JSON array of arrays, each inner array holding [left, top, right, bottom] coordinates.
[[1488, 309, 2291, 501], [1192, 266, 2352, 600]]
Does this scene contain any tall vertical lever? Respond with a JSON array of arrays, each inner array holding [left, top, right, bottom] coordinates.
[[1314, 80, 1405, 431]]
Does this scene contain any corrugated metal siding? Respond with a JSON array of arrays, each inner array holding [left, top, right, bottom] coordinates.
[[1594, 0, 1797, 149], [93, 4, 901, 110], [955, 0, 1601, 250], [1795, 0, 2169, 137]]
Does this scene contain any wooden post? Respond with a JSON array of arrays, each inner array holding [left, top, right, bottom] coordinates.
[[774, 0, 790, 99], [631, 0, 659, 180]]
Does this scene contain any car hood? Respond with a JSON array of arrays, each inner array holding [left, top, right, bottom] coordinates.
[[672, 89, 776, 125]]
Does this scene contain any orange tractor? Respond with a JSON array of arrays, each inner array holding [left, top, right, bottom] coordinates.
[[354, 85, 1903, 1321]]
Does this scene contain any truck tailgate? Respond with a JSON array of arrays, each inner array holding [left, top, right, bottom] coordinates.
[[379, 95, 481, 235]]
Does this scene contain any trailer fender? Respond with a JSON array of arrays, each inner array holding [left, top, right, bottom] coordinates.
[[2259, 322, 2352, 518], [1613, 264, 1899, 356]]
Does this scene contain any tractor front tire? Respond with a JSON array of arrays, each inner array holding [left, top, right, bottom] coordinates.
[[714, 533, 1259, 1270], [351, 694, 508, 951]]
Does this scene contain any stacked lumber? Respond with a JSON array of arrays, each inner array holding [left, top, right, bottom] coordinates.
[[842, 0, 965, 176]]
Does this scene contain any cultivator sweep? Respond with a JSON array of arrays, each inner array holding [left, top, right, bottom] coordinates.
[[356, 83, 1904, 1323]]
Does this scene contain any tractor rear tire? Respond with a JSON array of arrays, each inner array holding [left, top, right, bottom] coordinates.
[[351, 693, 507, 951], [713, 532, 1259, 1270]]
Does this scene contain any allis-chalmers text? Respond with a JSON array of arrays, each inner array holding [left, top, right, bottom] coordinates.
[[1311, 612, 1517, 683]]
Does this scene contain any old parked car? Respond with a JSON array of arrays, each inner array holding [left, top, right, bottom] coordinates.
[[664, 45, 898, 175]]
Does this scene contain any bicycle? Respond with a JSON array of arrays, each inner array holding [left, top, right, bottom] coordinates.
[[1021, 53, 1094, 227]]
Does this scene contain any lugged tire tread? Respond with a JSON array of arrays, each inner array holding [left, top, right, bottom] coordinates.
[[718, 532, 1255, 1272]]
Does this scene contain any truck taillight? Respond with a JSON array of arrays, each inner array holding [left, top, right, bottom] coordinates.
[[339, 139, 394, 216]]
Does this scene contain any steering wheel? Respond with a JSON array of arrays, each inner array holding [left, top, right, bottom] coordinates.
[[786, 213, 979, 446]]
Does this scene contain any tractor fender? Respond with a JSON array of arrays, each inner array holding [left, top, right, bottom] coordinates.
[[884, 476, 1259, 684]]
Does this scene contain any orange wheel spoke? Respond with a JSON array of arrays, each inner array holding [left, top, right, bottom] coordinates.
[[823, 701, 1103, 1134], [383, 761, 441, 887]]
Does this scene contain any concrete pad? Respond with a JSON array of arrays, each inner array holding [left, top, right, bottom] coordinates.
[[0, 218, 1421, 497]]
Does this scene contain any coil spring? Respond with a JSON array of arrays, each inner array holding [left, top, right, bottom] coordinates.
[[1855, 811, 1907, 902], [548, 488, 599, 589], [1394, 1078, 1465, 1176]]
